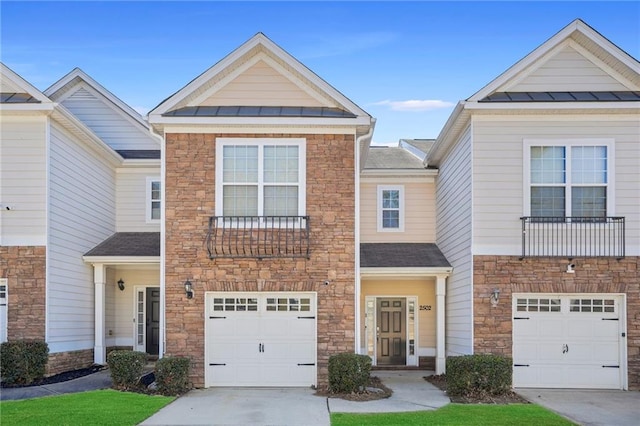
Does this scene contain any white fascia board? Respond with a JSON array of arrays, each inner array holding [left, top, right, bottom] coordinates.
[[45, 68, 150, 131], [149, 115, 372, 127], [360, 169, 437, 181], [154, 125, 359, 135], [0, 103, 55, 113], [82, 256, 160, 265], [0, 62, 53, 104], [51, 105, 123, 166], [465, 102, 640, 111], [360, 267, 453, 278], [119, 159, 161, 168], [426, 102, 469, 166]]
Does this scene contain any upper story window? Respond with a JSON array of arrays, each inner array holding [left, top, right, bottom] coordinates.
[[215, 138, 306, 217], [377, 185, 404, 232], [525, 139, 613, 219], [146, 177, 161, 222]]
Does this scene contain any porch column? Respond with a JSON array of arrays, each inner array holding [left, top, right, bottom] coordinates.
[[93, 263, 106, 364], [435, 274, 447, 374]]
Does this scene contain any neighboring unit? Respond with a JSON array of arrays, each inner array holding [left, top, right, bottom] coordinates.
[[427, 19, 639, 390]]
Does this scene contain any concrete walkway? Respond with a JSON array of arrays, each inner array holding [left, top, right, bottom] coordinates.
[[516, 388, 640, 426], [142, 370, 448, 425], [0, 369, 113, 401]]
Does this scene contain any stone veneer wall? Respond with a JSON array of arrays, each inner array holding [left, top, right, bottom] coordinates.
[[473, 255, 639, 390], [47, 349, 95, 375], [164, 133, 356, 388], [0, 246, 46, 340]]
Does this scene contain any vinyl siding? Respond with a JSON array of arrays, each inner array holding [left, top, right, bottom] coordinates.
[[0, 79, 22, 92], [360, 181, 436, 243], [507, 45, 629, 92], [107, 269, 160, 348], [47, 121, 116, 353], [61, 87, 158, 151], [472, 116, 640, 256], [201, 60, 324, 107], [436, 124, 473, 356], [0, 117, 47, 245], [116, 168, 161, 232]]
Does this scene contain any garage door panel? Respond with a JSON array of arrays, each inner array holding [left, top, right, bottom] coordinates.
[[206, 292, 316, 388], [513, 294, 622, 389]]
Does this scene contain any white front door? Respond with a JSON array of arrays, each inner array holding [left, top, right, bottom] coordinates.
[[205, 292, 316, 387], [513, 294, 625, 389]]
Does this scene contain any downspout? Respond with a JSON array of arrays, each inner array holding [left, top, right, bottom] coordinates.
[[354, 118, 376, 354]]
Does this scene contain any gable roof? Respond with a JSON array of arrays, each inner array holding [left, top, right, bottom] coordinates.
[[0, 62, 54, 112], [45, 68, 151, 129], [364, 146, 426, 170], [468, 19, 640, 102], [148, 33, 371, 128], [427, 19, 640, 166]]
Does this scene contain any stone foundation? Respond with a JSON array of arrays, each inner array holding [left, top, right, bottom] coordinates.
[[47, 349, 95, 376], [473, 255, 640, 390]]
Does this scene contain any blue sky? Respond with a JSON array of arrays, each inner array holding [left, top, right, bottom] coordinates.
[[2, 1, 638, 144]]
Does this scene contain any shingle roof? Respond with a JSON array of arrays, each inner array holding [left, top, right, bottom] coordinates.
[[116, 150, 161, 159], [84, 232, 160, 257], [163, 105, 357, 118], [360, 243, 451, 268], [479, 91, 640, 102], [364, 147, 425, 169], [1, 92, 41, 103]]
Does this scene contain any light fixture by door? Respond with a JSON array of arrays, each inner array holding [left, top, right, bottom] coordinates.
[[490, 288, 500, 307], [184, 279, 194, 299], [117, 278, 125, 291]]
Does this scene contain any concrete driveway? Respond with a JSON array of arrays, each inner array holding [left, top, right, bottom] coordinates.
[[516, 388, 640, 426]]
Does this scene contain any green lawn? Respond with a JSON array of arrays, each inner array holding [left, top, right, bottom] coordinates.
[[0, 389, 174, 426], [331, 404, 576, 426]]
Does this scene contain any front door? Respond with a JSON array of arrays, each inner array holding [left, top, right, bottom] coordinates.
[[377, 298, 406, 365], [145, 288, 160, 355]]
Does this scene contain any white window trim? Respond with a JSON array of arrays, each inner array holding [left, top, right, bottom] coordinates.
[[377, 185, 404, 232], [146, 177, 161, 223], [523, 139, 615, 217], [215, 138, 306, 217]]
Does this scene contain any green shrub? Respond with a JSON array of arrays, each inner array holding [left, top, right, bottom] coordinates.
[[446, 354, 512, 397], [155, 356, 190, 396], [107, 350, 147, 390], [328, 353, 372, 393], [0, 340, 49, 385]]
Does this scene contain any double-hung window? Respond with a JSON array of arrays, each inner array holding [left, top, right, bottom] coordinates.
[[215, 138, 306, 218], [377, 185, 404, 232], [146, 177, 161, 222], [526, 140, 612, 220]]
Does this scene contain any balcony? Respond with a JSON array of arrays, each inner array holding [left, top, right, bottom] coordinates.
[[520, 217, 625, 259], [206, 216, 310, 260]]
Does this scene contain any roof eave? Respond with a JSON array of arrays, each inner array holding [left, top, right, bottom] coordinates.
[[361, 267, 453, 278], [82, 256, 160, 264]]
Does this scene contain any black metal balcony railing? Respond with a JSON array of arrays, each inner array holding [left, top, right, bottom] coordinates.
[[520, 216, 625, 259], [206, 216, 310, 260]]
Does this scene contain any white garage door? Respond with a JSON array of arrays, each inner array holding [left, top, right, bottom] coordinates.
[[205, 292, 316, 387], [513, 294, 625, 389]]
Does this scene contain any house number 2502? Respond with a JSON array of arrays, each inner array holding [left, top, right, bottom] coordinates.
[[419, 305, 432, 311]]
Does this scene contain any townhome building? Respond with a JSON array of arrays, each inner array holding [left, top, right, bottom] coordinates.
[[1, 19, 638, 391], [427, 19, 639, 390]]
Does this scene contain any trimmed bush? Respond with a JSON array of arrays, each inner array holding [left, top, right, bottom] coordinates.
[[446, 354, 512, 397], [155, 356, 190, 396], [0, 340, 49, 385], [328, 353, 372, 394], [107, 350, 147, 390]]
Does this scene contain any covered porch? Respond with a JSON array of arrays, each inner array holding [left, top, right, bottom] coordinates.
[[83, 232, 161, 364]]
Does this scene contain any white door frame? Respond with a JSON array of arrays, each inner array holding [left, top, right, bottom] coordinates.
[[512, 292, 627, 390], [133, 285, 159, 353], [365, 295, 419, 366]]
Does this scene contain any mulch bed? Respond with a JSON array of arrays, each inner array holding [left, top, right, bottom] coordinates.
[[316, 376, 393, 401], [425, 374, 529, 404], [1, 364, 105, 388]]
